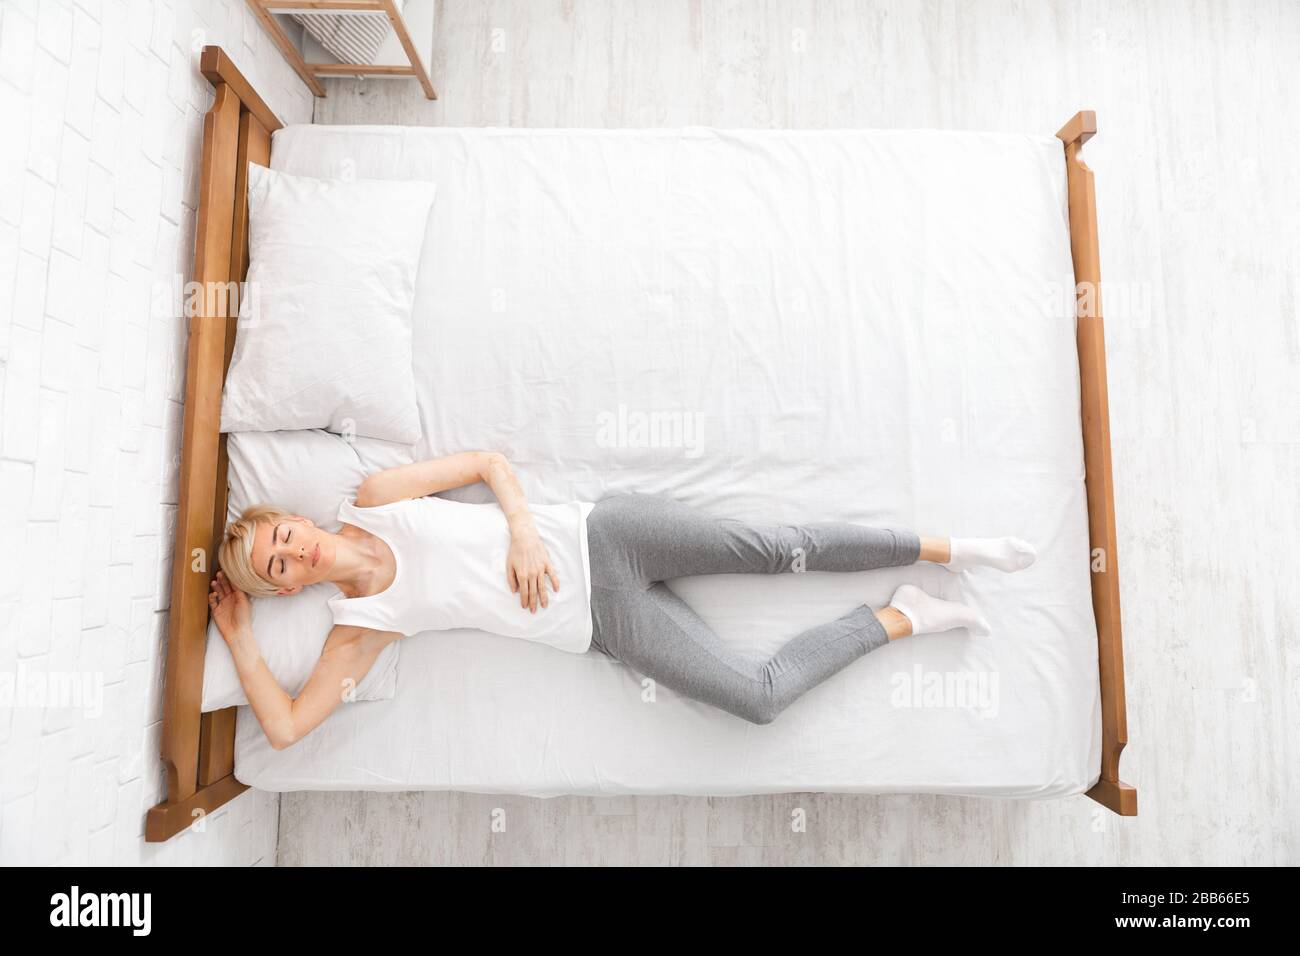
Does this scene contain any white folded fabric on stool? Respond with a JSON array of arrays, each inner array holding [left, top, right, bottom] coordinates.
[[293, 0, 403, 65]]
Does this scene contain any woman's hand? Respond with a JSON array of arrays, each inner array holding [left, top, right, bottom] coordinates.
[[506, 529, 560, 613], [209, 570, 253, 644]]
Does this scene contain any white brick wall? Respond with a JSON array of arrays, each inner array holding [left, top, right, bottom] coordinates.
[[0, 0, 313, 865]]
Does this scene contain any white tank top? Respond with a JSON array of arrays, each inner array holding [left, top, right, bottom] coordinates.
[[327, 495, 596, 653]]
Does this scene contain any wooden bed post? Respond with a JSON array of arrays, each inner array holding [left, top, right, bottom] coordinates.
[[1056, 111, 1137, 817], [145, 48, 282, 842]]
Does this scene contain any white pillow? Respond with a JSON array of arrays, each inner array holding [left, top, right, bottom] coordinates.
[[219, 163, 435, 443], [201, 429, 415, 711]]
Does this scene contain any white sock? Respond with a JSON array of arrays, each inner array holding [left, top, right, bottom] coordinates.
[[889, 584, 990, 637], [945, 536, 1037, 573]]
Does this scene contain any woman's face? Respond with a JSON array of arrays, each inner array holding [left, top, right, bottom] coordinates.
[[249, 515, 335, 595]]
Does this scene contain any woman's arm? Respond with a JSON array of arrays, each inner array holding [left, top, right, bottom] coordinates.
[[209, 571, 401, 750], [355, 451, 505, 507], [358, 452, 560, 613]]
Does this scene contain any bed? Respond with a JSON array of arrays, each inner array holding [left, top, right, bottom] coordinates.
[[145, 48, 1134, 841]]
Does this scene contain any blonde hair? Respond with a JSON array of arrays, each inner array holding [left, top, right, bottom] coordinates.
[[218, 504, 294, 598]]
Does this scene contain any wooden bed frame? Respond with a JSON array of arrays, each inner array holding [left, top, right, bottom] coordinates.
[[144, 47, 1135, 841], [1056, 110, 1137, 818]]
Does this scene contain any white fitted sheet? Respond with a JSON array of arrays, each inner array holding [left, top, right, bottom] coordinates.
[[233, 125, 1101, 799]]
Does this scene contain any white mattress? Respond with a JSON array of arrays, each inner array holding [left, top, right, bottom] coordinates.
[[233, 125, 1101, 800]]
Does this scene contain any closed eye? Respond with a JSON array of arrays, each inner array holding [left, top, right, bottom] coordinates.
[[267, 524, 282, 578]]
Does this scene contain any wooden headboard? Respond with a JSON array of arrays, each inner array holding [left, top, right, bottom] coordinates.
[[145, 47, 281, 842]]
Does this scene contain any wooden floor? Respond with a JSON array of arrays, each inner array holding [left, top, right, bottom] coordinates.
[[277, 0, 1300, 865]]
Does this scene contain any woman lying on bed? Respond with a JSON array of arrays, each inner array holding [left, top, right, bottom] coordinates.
[[209, 452, 1036, 749]]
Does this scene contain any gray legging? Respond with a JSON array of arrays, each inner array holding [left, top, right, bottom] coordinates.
[[585, 492, 921, 724]]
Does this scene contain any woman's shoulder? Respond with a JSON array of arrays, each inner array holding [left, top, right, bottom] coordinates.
[[347, 490, 412, 512], [333, 495, 410, 544]]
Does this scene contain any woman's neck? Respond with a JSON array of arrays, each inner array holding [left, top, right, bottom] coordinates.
[[327, 529, 389, 599]]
